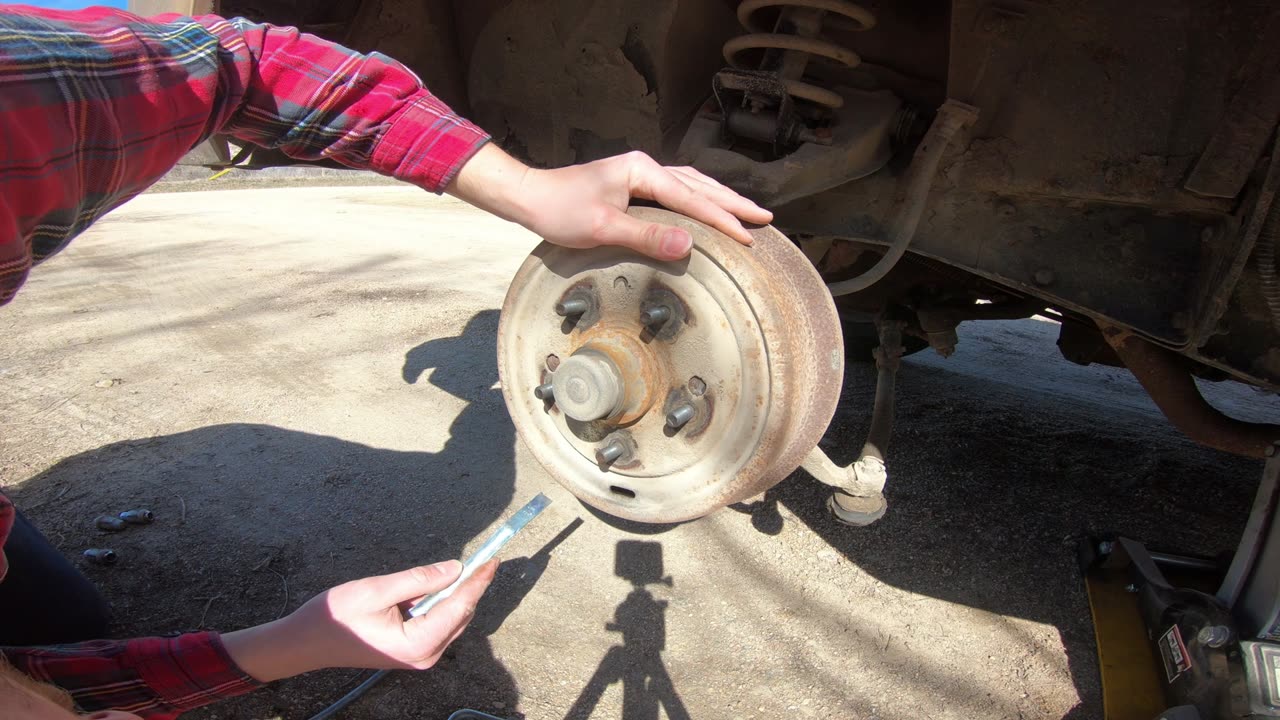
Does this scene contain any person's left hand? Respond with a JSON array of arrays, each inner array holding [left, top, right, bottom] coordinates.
[[447, 145, 774, 261], [222, 559, 498, 681], [515, 151, 774, 260]]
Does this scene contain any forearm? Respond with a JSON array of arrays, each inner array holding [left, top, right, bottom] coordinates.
[[445, 143, 538, 227], [220, 615, 323, 683]]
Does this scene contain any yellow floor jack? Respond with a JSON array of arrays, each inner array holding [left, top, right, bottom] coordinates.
[[1082, 445, 1280, 719]]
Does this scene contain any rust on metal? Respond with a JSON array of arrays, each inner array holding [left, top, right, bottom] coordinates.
[[1101, 324, 1280, 458], [573, 325, 665, 427], [498, 207, 844, 523]]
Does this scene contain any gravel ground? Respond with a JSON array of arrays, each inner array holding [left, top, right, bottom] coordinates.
[[0, 185, 1271, 720]]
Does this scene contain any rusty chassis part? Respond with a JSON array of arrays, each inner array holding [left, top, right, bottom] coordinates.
[[827, 99, 978, 296], [915, 298, 1044, 357], [802, 315, 904, 526], [1188, 132, 1280, 351], [1101, 326, 1280, 459]]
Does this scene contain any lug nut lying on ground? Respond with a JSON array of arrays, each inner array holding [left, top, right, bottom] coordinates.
[[83, 548, 118, 565], [119, 509, 154, 525], [95, 515, 127, 531], [95, 509, 155, 531]]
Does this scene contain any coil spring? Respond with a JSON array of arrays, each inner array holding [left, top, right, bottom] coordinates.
[[722, 0, 877, 110]]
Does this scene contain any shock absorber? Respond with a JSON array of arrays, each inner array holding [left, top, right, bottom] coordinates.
[[721, 0, 877, 111]]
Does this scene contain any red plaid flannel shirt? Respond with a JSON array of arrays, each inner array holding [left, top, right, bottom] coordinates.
[[3, 633, 261, 717], [0, 3, 490, 307], [0, 4, 491, 717]]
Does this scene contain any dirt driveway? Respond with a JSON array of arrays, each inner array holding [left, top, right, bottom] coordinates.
[[0, 185, 1270, 720]]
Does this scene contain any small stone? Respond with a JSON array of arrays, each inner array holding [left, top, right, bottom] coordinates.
[[493, 702, 506, 709], [93, 378, 122, 388]]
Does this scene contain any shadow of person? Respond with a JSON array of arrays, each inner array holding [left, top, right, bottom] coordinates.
[[9, 310, 525, 720], [564, 541, 690, 720]]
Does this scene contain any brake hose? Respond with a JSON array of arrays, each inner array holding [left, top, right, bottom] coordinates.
[[827, 100, 978, 296]]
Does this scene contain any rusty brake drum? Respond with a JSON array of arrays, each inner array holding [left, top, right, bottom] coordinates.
[[497, 207, 843, 523]]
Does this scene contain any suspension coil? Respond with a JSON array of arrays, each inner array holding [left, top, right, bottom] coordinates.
[[722, 0, 877, 110]]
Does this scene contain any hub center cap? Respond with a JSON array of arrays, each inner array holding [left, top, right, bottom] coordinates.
[[553, 349, 623, 422]]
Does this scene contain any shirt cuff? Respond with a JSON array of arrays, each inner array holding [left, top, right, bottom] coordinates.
[[129, 632, 261, 714], [371, 90, 491, 193]]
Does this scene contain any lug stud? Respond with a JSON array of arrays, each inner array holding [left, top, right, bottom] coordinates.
[[556, 298, 589, 316], [533, 383, 554, 401], [666, 404, 696, 430], [641, 305, 671, 327], [596, 440, 627, 465]]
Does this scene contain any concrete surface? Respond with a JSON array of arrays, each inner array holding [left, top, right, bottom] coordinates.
[[0, 185, 1271, 720]]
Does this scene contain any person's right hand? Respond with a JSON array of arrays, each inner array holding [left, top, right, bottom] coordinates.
[[222, 559, 497, 681]]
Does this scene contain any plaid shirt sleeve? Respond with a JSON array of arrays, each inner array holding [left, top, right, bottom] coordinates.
[[2, 632, 261, 719], [0, 4, 490, 306]]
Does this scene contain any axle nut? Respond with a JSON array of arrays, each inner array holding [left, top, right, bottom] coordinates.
[[552, 350, 623, 422]]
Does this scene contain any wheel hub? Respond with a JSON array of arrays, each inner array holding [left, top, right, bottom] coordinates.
[[498, 207, 843, 523]]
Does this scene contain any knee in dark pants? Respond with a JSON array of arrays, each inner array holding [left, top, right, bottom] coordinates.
[[0, 509, 112, 645]]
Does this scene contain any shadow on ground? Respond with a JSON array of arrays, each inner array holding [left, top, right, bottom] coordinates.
[[11, 310, 545, 719], [10, 309, 1270, 718], [729, 327, 1265, 718], [564, 541, 690, 720]]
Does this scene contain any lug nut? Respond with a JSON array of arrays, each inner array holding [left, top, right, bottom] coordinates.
[[83, 548, 118, 565], [641, 305, 671, 327], [95, 515, 126, 532], [666, 404, 696, 429], [533, 382, 554, 401], [1197, 625, 1232, 648], [119, 509, 154, 525], [596, 440, 627, 465], [556, 298, 589, 316]]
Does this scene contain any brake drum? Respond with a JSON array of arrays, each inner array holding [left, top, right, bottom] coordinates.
[[498, 207, 843, 523]]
